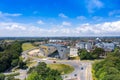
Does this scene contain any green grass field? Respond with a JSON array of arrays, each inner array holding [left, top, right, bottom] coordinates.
[[22, 43, 36, 51], [47, 63, 74, 75], [69, 56, 80, 60], [27, 61, 37, 67]]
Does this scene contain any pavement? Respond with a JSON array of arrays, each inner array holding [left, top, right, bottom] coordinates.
[[14, 69, 27, 80]]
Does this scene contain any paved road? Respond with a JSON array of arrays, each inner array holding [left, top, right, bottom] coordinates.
[[5, 48, 92, 80]]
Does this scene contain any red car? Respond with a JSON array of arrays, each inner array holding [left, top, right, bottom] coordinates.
[[53, 61, 56, 63]]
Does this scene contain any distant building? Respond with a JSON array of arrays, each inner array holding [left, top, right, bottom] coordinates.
[[85, 43, 92, 52], [95, 43, 103, 48], [113, 42, 120, 47], [95, 38, 101, 43], [39, 44, 57, 56], [69, 48, 78, 57], [49, 39, 63, 43], [76, 42, 92, 51], [39, 44, 69, 59], [95, 42, 115, 52], [76, 42, 86, 49], [102, 42, 115, 51], [57, 46, 70, 59]]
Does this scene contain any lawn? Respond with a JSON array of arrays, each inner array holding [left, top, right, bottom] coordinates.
[[22, 43, 36, 51], [26, 61, 37, 68], [69, 56, 80, 60], [47, 63, 74, 75]]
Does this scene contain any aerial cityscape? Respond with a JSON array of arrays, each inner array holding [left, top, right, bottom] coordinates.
[[0, 0, 120, 80]]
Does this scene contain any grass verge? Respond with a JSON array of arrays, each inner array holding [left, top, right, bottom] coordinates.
[[47, 63, 74, 75], [22, 43, 36, 51], [6, 72, 20, 77], [26, 61, 37, 68], [69, 56, 80, 60]]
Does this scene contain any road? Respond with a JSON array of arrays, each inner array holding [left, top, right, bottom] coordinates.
[[4, 48, 93, 80]]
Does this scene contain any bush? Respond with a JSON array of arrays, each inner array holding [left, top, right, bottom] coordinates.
[[0, 73, 5, 80]]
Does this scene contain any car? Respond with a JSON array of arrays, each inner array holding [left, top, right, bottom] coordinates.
[[53, 61, 56, 63], [81, 67, 83, 70], [65, 76, 68, 78], [74, 74, 77, 76]]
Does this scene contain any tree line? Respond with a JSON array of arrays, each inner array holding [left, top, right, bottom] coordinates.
[[0, 41, 22, 72], [93, 49, 120, 80]]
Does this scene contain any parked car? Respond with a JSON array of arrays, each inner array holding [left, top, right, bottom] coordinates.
[[81, 67, 83, 70], [53, 61, 56, 63], [74, 74, 77, 76]]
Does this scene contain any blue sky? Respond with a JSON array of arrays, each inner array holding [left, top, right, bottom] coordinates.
[[0, 0, 120, 37]]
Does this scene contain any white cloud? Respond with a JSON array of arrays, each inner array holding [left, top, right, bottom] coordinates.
[[77, 16, 86, 20], [109, 10, 120, 16], [0, 11, 22, 17], [37, 20, 45, 24], [0, 11, 22, 21], [0, 22, 26, 30], [92, 16, 103, 21], [86, 0, 104, 13], [6, 24, 26, 30], [58, 13, 68, 18], [62, 21, 71, 26], [0, 21, 120, 37]]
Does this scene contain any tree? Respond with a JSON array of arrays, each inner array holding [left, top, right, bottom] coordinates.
[[79, 49, 92, 60], [0, 41, 23, 72], [0, 73, 5, 80], [93, 48, 120, 80], [18, 59, 27, 69], [0, 46, 4, 52], [26, 72, 42, 80], [92, 48, 105, 59], [35, 62, 48, 74], [11, 59, 19, 67]]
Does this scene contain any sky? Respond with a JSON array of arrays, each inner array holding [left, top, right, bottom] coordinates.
[[0, 0, 120, 37]]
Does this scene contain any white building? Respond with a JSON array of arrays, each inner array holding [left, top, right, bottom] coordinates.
[[95, 43, 104, 48], [95, 38, 101, 43], [49, 39, 63, 43], [85, 43, 92, 52], [76, 42, 86, 49], [102, 42, 115, 51], [95, 42, 115, 52], [69, 48, 78, 57], [76, 42, 92, 51]]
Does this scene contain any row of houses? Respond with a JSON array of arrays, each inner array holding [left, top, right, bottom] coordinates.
[[49, 39, 63, 43], [75, 38, 117, 52], [75, 41, 115, 52], [95, 42, 115, 52]]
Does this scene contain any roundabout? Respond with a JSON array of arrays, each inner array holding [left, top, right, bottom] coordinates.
[[20, 47, 92, 80]]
